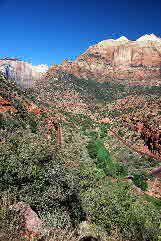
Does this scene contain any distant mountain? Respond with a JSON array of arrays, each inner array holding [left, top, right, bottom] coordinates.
[[46, 34, 161, 83], [0, 58, 48, 86], [35, 32, 161, 111]]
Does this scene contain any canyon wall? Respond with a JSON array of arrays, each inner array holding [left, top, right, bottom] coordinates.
[[46, 34, 161, 83], [0, 59, 48, 86]]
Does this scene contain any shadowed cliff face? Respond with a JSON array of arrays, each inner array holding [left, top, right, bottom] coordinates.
[[0, 59, 48, 87], [46, 34, 161, 83]]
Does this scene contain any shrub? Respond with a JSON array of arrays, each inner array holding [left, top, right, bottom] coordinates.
[[87, 139, 103, 159], [132, 172, 148, 191], [81, 180, 160, 241], [0, 130, 83, 228], [100, 124, 108, 138], [80, 158, 106, 190], [88, 131, 98, 139], [113, 162, 128, 177], [0, 191, 24, 241], [158, 221, 161, 241], [96, 145, 115, 176], [87, 138, 127, 178], [144, 194, 161, 210]]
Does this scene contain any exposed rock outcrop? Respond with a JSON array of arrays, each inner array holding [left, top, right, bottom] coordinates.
[[0, 58, 48, 86], [10, 202, 44, 238], [46, 34, 161, 83]]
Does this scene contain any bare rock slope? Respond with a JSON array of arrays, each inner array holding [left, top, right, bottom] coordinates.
[[46, 34, 161, 83]]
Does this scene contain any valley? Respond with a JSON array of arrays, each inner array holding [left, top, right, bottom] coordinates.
[[0, 34, 161, 241]]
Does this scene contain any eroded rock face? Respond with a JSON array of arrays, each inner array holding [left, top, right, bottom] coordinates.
[[0, 59, 48, 86], [46, 34, 161, 82]]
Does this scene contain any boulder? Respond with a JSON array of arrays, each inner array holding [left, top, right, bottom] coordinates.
[[10, 201, 44, 238]]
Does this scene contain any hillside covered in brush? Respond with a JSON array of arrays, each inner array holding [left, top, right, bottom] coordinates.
[[0, 68, 161, 241]]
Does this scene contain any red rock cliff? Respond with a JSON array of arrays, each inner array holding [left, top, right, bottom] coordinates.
[[46, 34, 161, 83]]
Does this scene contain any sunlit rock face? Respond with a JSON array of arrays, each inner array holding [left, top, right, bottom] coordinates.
[[46, 34, 161, 82], [0, 59, 49, 86]]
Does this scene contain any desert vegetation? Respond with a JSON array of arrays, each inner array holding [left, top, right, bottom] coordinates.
[[0, 72, 161, 241]]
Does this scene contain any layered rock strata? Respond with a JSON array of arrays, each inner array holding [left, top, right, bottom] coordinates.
[[46, 34, 161, 82]]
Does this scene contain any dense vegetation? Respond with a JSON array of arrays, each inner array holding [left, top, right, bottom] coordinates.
[[0, 73, 160, 240], [34, 70, 161, 108]]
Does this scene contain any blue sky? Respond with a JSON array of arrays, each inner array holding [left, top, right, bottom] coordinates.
[[0, 0, 160, 66]]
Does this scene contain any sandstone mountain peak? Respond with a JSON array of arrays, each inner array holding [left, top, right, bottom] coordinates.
[[136, 34, 161, 42], [47, 33, 161, 83], [115, 36, 129, 41], [95, 34, 161, 47]]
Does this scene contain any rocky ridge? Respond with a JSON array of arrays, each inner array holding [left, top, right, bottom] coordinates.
[[46, 34, 161, 83]]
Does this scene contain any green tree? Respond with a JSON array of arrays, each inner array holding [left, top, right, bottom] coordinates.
[[132, 172, 148, 191]]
